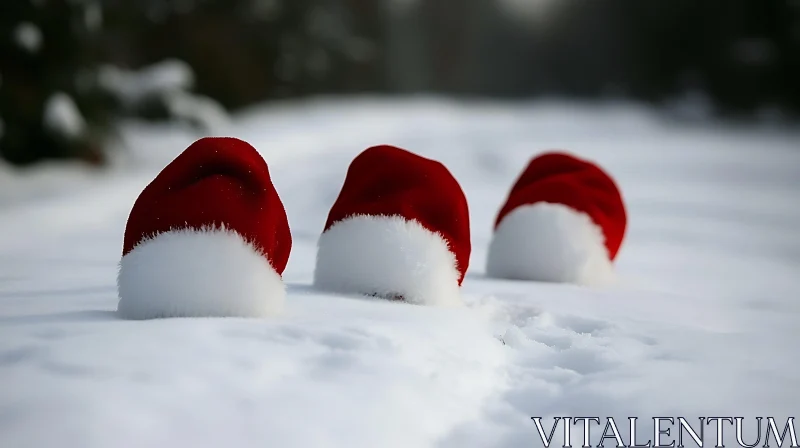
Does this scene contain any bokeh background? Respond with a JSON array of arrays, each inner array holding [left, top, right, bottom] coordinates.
[[2, 0, 799, 167]]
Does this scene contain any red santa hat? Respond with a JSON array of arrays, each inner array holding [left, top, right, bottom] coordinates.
[[486, 151, 626, 286], [116, 137, 292, 319], [313, 145, 471, 306]]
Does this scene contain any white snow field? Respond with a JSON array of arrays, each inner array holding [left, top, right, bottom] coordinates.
[[0, 98, 799, 448]]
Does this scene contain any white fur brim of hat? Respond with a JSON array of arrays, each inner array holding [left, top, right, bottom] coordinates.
[[486, 202, 616, 286], [313, 215, 462, 306], [117, 226, 285, 319]]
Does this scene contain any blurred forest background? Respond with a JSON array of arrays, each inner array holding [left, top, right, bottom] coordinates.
[[1, 0, 799, 166]]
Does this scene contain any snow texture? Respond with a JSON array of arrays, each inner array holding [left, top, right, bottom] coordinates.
[[0, 98, 799, 448], [97, 60, 228, 132], [97, 59, 195, 105], [164, 90, 230, 133], [314, 215, 462, 306], [117, 227, 285, 319], [13, 22, 42, 53], [43, 92, 86, 139], [486, 202, 615, 286]]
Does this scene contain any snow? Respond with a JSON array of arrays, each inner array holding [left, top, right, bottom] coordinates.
[[97, 60, 195, 106], [98, 60, 229, 132], [43, 92, 87, 139], [1, 97, 799, 447], [13, 22, 42, 53], [163, 90, 230, 133], [485, 203, 615, 286]]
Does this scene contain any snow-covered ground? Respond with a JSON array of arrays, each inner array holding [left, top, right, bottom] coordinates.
[[0, 98, 799, 448]]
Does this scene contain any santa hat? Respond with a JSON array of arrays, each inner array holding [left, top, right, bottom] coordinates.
[[486, 151, 626, 286], [116, 137, 292, 319], [313, 145, 471, 306]]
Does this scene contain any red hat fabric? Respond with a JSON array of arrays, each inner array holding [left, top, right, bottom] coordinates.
[[486, 151, 626, 285], [117, 137, 292, 319], [314, 145, 470, 306]]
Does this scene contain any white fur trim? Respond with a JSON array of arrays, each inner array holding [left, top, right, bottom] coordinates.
[[117, 227, 285, 319], [313, 215, 462, 306], [486, 202, 616, 286]]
